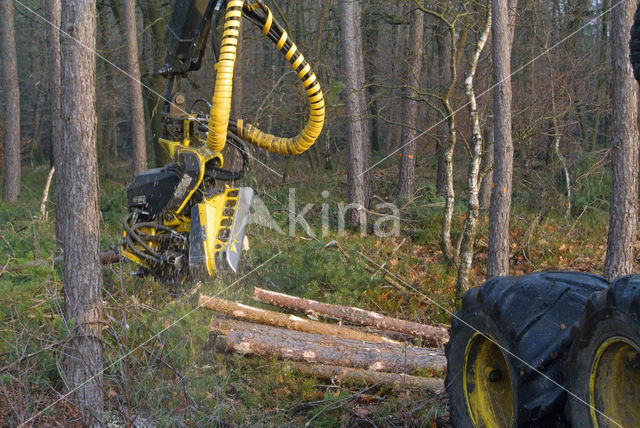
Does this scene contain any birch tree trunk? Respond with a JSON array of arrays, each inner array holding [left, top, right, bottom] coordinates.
[[487, 0, 517, 278], [340, 0, 370, 225], [60, 0, 104, 424], [603, 0, 639, 281], [123, 0, 147, 175], [456, 4, 492, 299], [0, 0, 21, 203], [398, 7, 424, 200], [415, 3, 460, 263], [44, 0, 63, 244]]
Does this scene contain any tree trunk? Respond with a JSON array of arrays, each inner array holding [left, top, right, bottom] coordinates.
[[141, 0, 165, 166], [456, 4, 492, 299], [479, 124, 494, 210], [287, 362, 445, 393], [591, 0, 609, 151], [339, 0, 370, 225], [43, 0, 62, 245], [435, 22, 450, 195], [603, 0, 639, 282], [199, 295, 401, 344], [253, 288, 449, 347], [397, 7, 424, 200], [59, 0, 104, 425], [0, 0, 21, 203], [211, 317, 446, 375], [487, 0, 517, 278], [123, 0, 147, 176]]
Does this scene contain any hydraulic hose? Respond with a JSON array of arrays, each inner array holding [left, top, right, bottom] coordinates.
[[237, 1, 325, 155], [206, 0, 244, 152], [207, 0, 325, 155]]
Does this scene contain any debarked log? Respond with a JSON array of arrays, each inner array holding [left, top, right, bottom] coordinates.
[[285, 362, 445, 394], [253, 287, 449, 347], [199, 295, 400, 345], [210, 317, 446, 375]]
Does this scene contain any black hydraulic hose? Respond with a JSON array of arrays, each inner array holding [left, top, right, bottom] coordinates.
[[210, 133, 249, 181], [122, 213, 163, 260]]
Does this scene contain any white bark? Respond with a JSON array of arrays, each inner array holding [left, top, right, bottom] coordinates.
[[457, 5, 492, 299]]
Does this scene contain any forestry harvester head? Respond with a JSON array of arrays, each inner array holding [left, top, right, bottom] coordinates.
[[119, 0, 324, 292]]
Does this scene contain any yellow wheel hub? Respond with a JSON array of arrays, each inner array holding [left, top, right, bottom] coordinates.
[[589, 336, 640, 427], [464, 333, 515, 427]]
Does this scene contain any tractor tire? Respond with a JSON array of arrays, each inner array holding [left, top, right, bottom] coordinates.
[[566, 276, 640, 428], [445, 272, 608, 428]]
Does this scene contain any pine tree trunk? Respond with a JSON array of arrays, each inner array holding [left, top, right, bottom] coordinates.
[[43, 0, 63, 244], [0, 0, 21, 203], [340, 0, 370, 225], [141, 0, 165, 166], [254, 287, 449, 346], [591, 0, 609, 151], [211, 318, 446, 375], [398, 8, 424, 200], [478, 125, 494, 210], [435, 23, 450, 195], [604, 0, 639, 281], [59, 0, 104, 425], [123, 0, 147, 175], [487, 0, 517, 278]]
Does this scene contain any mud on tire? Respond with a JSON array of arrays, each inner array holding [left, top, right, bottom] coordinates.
[[445, 272, 608, 427], [566, 275, 640, 428]]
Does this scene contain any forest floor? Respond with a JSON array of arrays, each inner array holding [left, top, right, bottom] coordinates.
[[0, 152, 624, 427]]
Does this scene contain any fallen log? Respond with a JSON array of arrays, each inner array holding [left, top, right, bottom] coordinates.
[[199, 295, 400, 345], [253, 288, 449, 347], [285, 362, 444, 394], [210, 317, 446, 375]]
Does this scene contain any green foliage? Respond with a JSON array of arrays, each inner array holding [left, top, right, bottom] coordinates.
[[0, 158, 620, 426]]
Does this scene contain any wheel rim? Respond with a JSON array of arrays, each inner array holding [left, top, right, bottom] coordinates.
[[589, 336, 640, 427], [463, 332, 515, 427]]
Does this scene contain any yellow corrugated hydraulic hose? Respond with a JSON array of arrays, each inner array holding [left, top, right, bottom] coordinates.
[[206, 0, 244, 153], [237, 1, 325, 155]]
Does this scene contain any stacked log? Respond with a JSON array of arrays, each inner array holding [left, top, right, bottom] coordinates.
[[253, 287, 449, 347], [200, 289, 448, 394]]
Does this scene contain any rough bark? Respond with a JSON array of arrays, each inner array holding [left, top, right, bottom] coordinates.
[[211, 317, 446, 375], [60, 0, 104, 425], [1, 0, 21, 203], [200, 295, 400, 344], [253, 288, 449, 347], [287, 362, 444, 393], [456, 5, 492, 299], [478, 124, 494, 210], [435, 22, 450, 195], [487, 0, 517, 278], [397, 7, 424, 200], [603, 0, 638, 282], [43, 0, 63, 245], [339, 0, 370, 225], [123, 0, 147, 175], [591, 0, 609, 151], [141, 0, 165, 166]]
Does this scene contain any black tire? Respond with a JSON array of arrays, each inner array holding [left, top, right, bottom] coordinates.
[[566, 276, 640, 428], [446, 272, 608, 427]]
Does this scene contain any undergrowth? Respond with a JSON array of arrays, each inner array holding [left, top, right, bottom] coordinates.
[[0, 150, 626, 427]]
